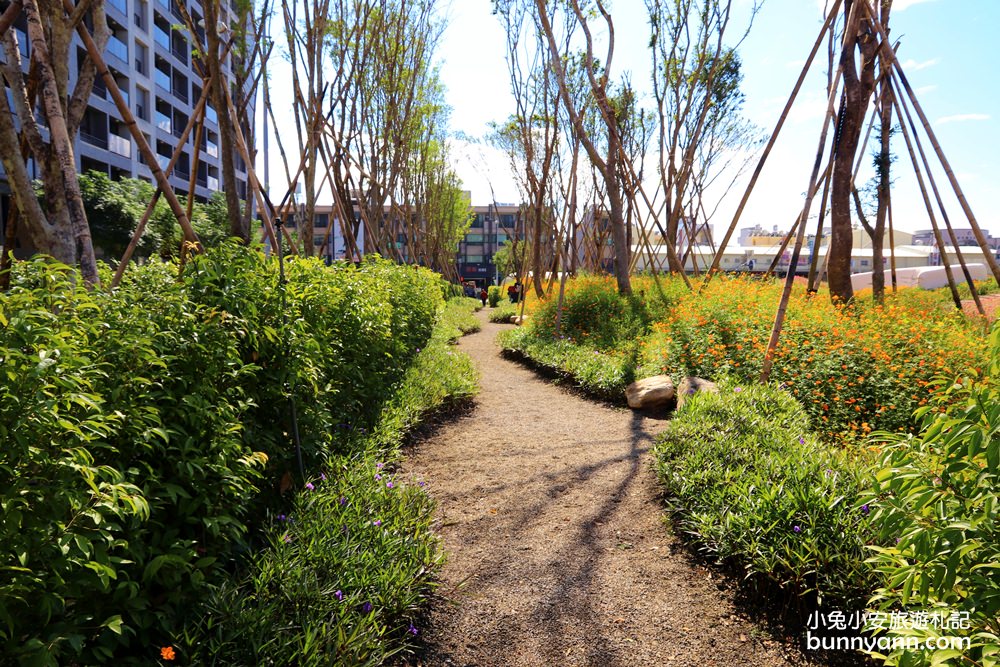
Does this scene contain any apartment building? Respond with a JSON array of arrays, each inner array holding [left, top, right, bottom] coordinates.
[[0, 0, 254, 256]]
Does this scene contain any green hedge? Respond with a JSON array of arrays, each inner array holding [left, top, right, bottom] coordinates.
[[652, 379, 877, 608], [179, 304, 479, 665], [0, 247, 453, 664], [498, 327, 635, 401]]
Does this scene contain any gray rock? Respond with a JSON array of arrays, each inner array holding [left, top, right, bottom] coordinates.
[[675, 376, 718, 410], [625, 375, 676, 409]]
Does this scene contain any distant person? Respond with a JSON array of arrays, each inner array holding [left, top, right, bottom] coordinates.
[[747, 259, 755, 272], [479, 287, 488, 307], [507, 284, 517, 303], [514, 281, 523, 303]]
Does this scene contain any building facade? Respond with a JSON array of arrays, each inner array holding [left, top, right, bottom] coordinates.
[[1, 0, 254, 256]]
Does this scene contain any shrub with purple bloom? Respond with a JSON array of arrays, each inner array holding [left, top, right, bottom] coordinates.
[[362, 602, 372, 614], [305, 482, 315, 491], [339, 496, 348, 506], [334, 590, 343, 601], [408, 623, 418, 636], [386, 481, 394, 489], [373, 520, 382, 527], [861, 504, 870, 515], [793, 525, 801, 533]]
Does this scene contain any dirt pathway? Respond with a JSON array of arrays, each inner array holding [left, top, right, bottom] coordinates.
[[403, 311, 823, 666]]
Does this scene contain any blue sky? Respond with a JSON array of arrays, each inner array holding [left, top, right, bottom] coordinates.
[[437, 0, 999, 236]]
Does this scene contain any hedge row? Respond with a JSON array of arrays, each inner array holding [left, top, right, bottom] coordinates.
[[0, 246, 465, 664]]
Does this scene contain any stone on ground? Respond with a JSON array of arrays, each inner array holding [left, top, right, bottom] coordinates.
[[625, 375, 675, 409], [675, 376, 718, 410]]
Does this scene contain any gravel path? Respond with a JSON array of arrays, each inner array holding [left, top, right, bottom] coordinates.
[[402, 310, 825, 666]]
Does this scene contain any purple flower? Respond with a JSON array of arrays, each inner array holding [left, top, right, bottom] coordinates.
[[375, 474, 382, 481], [825, 468, 833, 476], [798, 436, 806, 445], [734, 387, 743, 393], [416, 348, 421, 353], [362, 602, 373, 614], [418, 481, 426, 487], [334, 590, 343, 601], [283, 534, 292, 543], [793, 525, 801, 533], [339, 496, 348, 506], [376, 462, 385, 470], [386, 482, 394, 489], [408, 623, 419, 636], [320, 473, 327, 481], [277, 514, 287, 522], [861, 504, 870, 515], [305, 482, 315, 491], [373, 520, 382, 527]]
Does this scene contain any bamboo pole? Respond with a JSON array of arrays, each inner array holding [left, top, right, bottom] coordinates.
[[887, 196, 897, 293], [63, 0, 198, 246], [110, 82, 214, 287], [703, 0, 843, 290], [760, 1, 852, 384], [887, 75, 963, 311], [891, 72, 984, 315], [859, 0, 1000, 285]]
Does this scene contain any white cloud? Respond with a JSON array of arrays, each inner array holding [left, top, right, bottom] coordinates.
[[893, 0, 940, 10], [914, 85, 938, 96], [899, 57, 941, 72], [785, 59, 807, 71], [935, 113, 991, 126]]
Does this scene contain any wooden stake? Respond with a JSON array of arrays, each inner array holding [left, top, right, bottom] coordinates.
[[63, 0, 198, 246], [111, 83, 214, 287], [860, 0, 1000, 285], [704, 0, 843, 290]]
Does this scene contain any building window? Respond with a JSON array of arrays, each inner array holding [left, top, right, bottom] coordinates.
[[466, 233, 484, 243], [134, 41, 148, 75], [135, 86, 150, 121], [466, 255, 484, 264]]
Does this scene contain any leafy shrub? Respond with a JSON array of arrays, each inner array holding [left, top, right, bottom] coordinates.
[[0, 258, 269, 664], [487, 285, 502, 307], [498, 327, 635, 400], [436, 298, 482, 341], [525, 274, 652, 351], [489, 303, 517, 323], [179, 300, 478, 665], [653, 379, 877, 608], [0, 247, 448, 663], [862, 325, 1000, 666]]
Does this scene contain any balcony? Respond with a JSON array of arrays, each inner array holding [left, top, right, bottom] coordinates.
[[156, 154, 169, 171], [205, 141, 218, 158], [204, 105, 217, 125], [105, 36, 128, 64], [207, 175, 219, 191], [154, 110, 171, 133], [154, 68, 170, 91], [80, 131, 108, 150], [109, 133, 131, 157], [153, 25, 169, 50], [107, 0, 127, 15]]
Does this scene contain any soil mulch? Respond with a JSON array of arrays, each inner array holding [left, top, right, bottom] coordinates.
[[400, 310, 832, 666], [961, 293, 1000, 321]]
